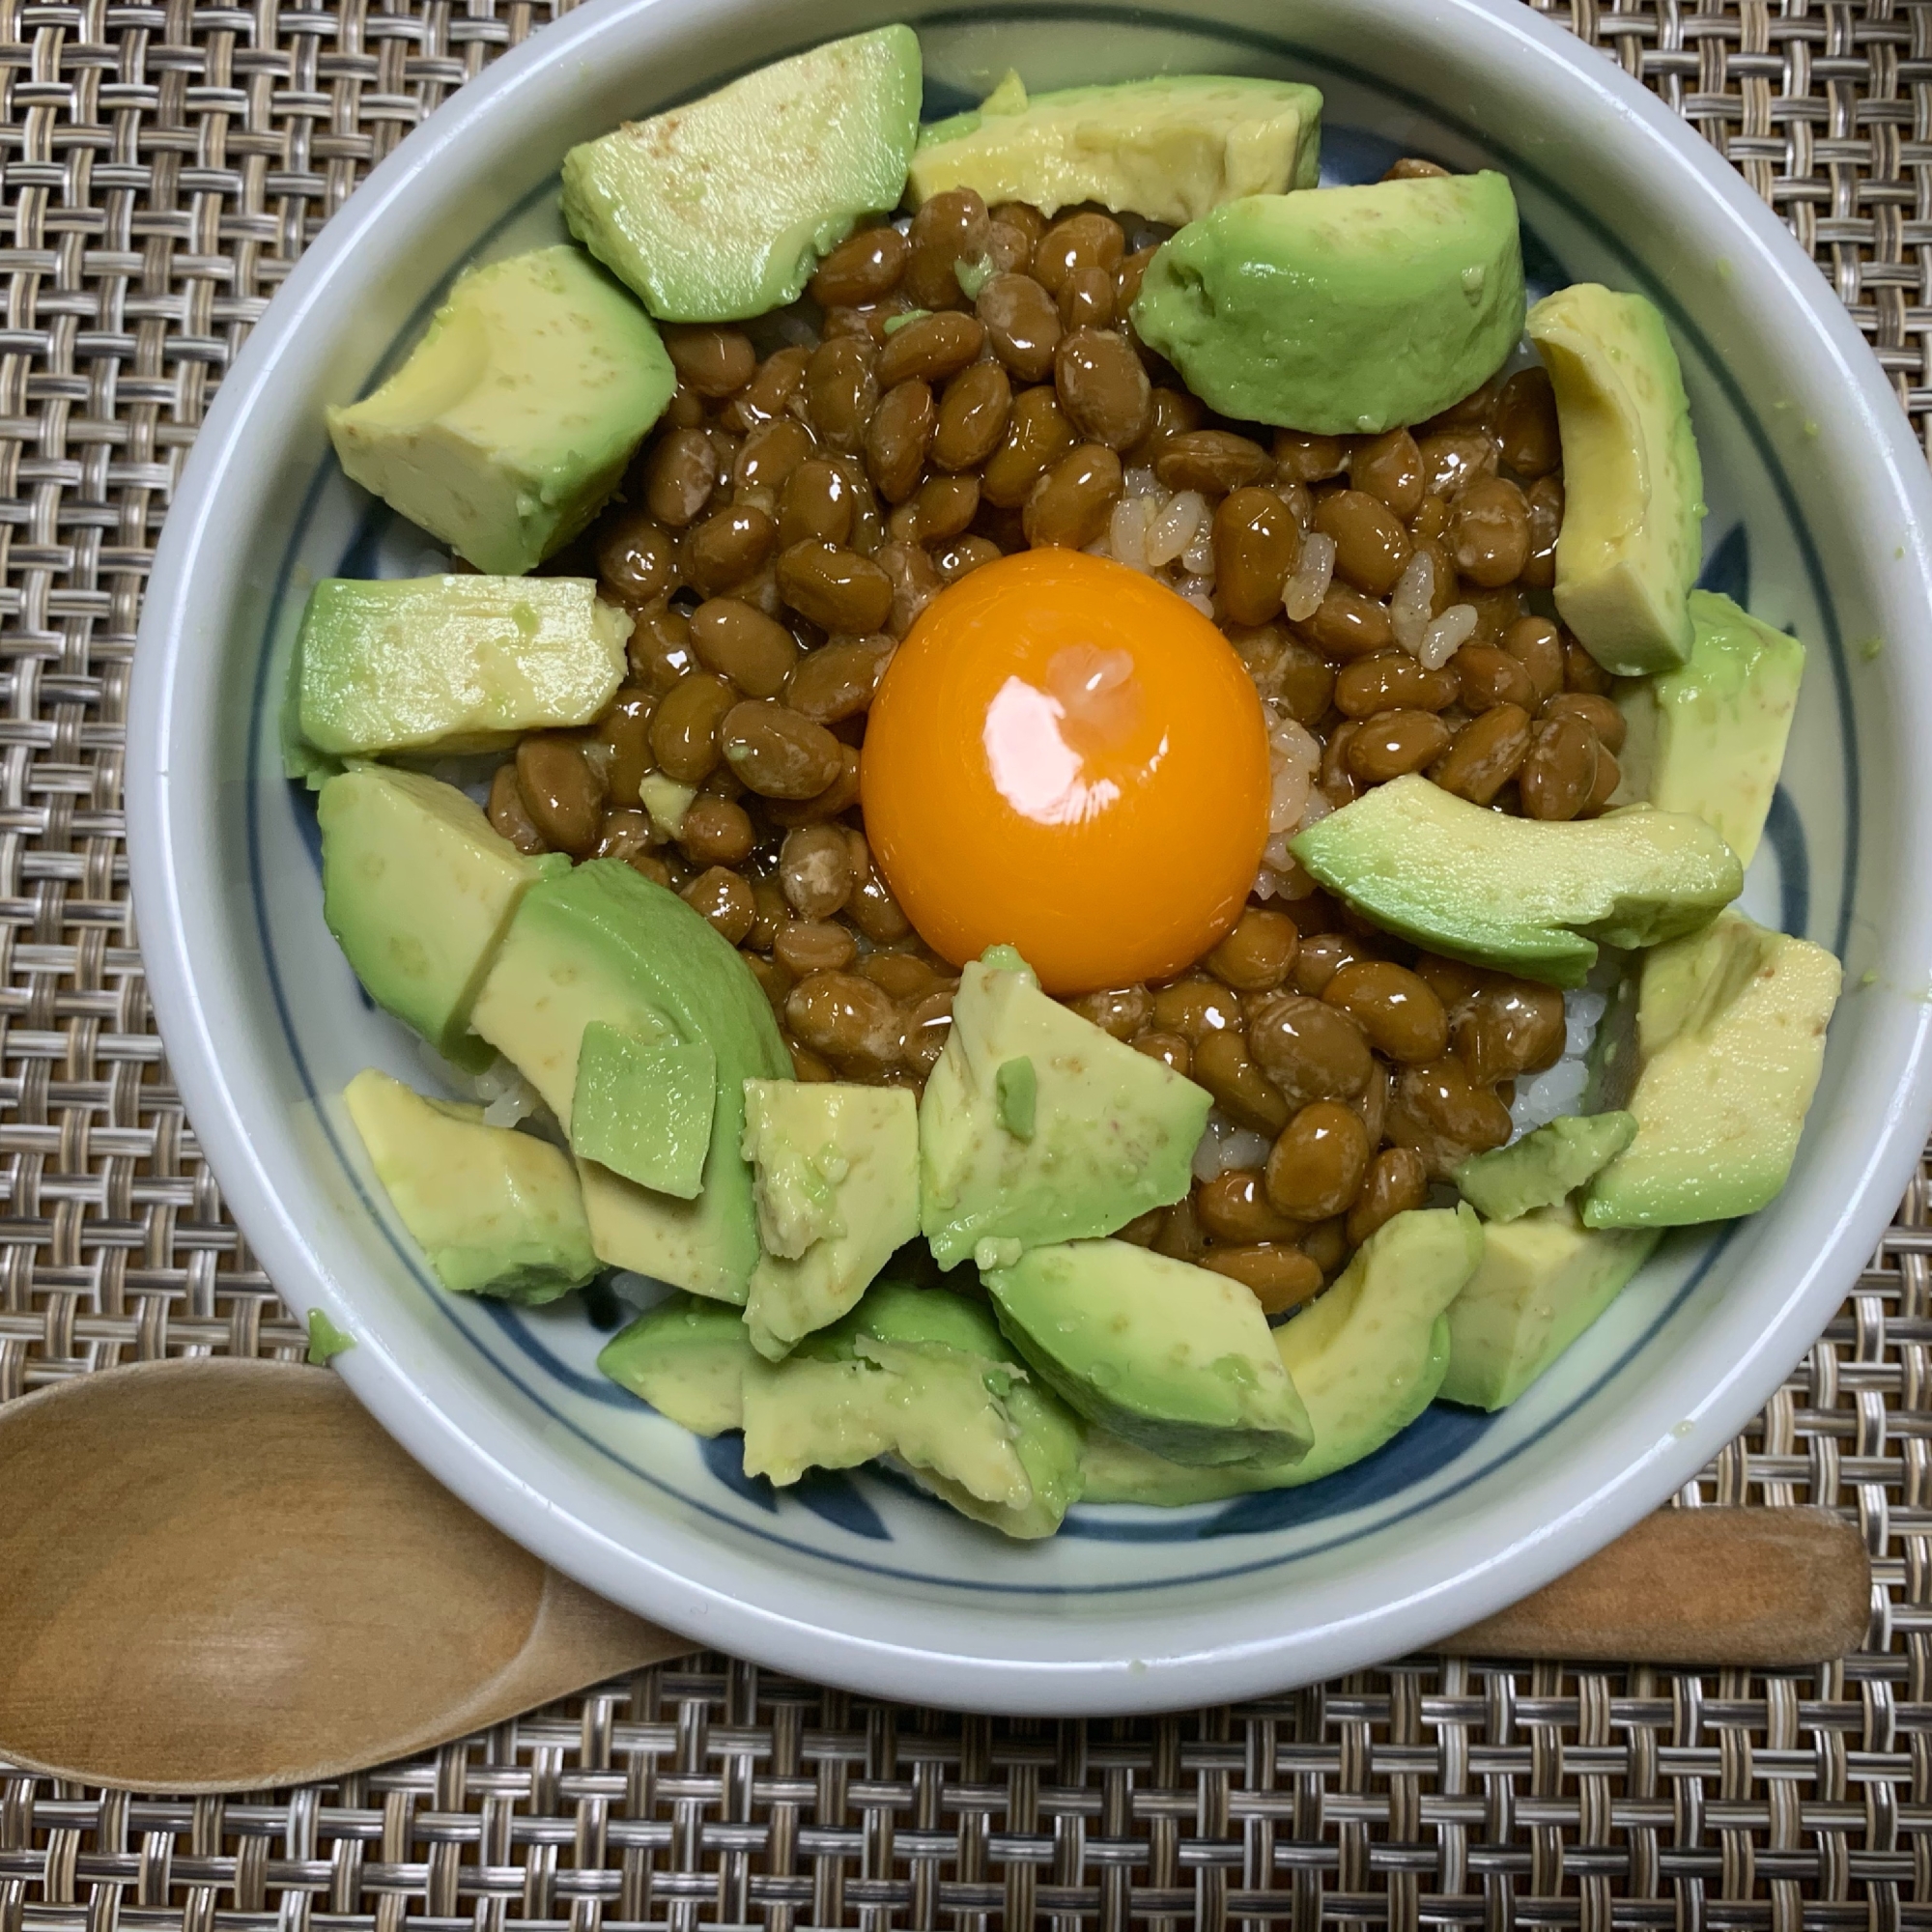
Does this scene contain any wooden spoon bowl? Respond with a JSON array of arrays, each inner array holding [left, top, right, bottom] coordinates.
[[0, 1356, 690, 1791]]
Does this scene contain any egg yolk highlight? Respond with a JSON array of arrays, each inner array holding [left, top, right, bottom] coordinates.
[[861, 550, 1272, 995]]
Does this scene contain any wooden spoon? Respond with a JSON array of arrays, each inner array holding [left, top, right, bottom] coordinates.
[[1440, 1503, 1870, 1665], [0, 1358, 1872, 1792], [0, 1356, 691, 1791]]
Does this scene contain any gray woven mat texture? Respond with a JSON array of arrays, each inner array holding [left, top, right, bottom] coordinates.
[[0, 0, 1923, 1922]]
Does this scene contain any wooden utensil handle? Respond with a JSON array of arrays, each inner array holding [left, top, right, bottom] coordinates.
[[1442, 1507, 1869, 1665]]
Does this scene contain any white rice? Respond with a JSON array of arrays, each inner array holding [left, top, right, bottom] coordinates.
[[445, 1051, 556, 1135], [1147, 490, 1208, 568], [1193, 1110, 1275, 1181], [1389, 550, 1434, 655], [1281, 532, 1336, 621], [1417, 603, 1479, 670], [1508, 984, 1612, 1136], [1084, 476, 1220, 611]]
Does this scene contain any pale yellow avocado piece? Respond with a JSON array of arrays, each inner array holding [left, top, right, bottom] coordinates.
[[1439, 1206, 1659, 1410], [986, 1237, 1313, 1468], [741, 1080, 920, 1361], [741, 1356, 892, 1483], [920, 947, 1209, 1267], [343, 1068, 597, 1302], [908, 71, 1323, 225], [469, 891, 679, 1132], [597, 1293, 753, 1435], [561, 27, 923, 323], [1453, 1111, 1636, 1223], [1079, 1206, 1483, 1504], [796, 1282, 1085, 1539], [469, 862, 791, 1305], [296, 575, 628, 758], [1582, 909, 1840, 1228], [740, 1344, 1032, 1507], [318, 765, 564, 1072], [1291, 774, 1743, 988], [1613, 589, 1805, 866], [860, 1339, 1035, 1510], [327, 245, 674, 575], [639, 773, 696, 840], [1528, 284, 1706, 676]]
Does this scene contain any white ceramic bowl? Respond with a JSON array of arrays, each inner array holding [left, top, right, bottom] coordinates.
[[127, 0, 1932, 1713]]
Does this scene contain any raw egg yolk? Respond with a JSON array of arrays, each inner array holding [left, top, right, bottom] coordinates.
[[861, 550, 1271, 995]]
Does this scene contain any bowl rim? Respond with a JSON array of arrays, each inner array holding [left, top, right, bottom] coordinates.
[[125, 0, 1932, 1711]]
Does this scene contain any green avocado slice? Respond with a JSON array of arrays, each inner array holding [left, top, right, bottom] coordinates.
[[326, 245, 674, 576], [1580, 908, 1840, 1228], [908, 71, 1322, 225], [809, 1281, 1086, 1540], [561, 27, 922, 323], [1290, 775, 1743, 987], [740, 1322, 1036, 1520], [296, 576, 628, 759], [740, 1080, 921, 1361], [598, 1293, 754, 1436], [985, 1238, 1314, 1468], [1454, 1113, 1637, 1223], [1613, 589, 1805, 867], [318, 765, 564, 1074], [343, 1068, 597, 1303], [918, 948, 1209, 1269], [1438, 1207, 1658, 1410], [1527, 283, 1706, 676], [1131, 174, 1524, 435], [469, 860, 791, 1305], [1079, 1206, 1483, 1504], [571, 1026, 716, 1200]]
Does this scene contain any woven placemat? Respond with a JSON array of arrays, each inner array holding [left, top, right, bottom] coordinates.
[[1, 0, 1925, 1920]]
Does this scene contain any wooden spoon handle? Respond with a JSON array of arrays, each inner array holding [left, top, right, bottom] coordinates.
[[1441, 1506, 1870, 1665]]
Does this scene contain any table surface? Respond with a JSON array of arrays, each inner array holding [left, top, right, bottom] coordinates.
[[2, 0, 1928, 1922]]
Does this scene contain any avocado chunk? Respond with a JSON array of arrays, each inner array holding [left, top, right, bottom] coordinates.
[[560, 27, 922, 323], [1614, 590, 1805, 866], [318, 766, 563, 1073], [639, 773, 696, 840], [985, 1238, 1314, 1468], [1130, 174, 1524, 436], [810, 1281, 1085, 1538], [305, 1309, 355, 1366], [1580, 909, 1841, 1228], [742, 1338, 1035, 1516], [740, 1080, 921, 1360], [296, 576, 627, 758], [282, 639, 341, 790], [1270, 1203, 1483, 1472], [1454, 1113, 1637, 1223], [598, 1293, 754, 1435], [741, 1355, 900, 1484], [1290, 775, 1743, 988], [1439, 1206, 1659, 1409], [327, 245, 674, 576], [920, 948, 1210, 1268], [1080, 1206, 1482, 1503], [570, 1024, 716, 1199], [908, 71, 1321, 226], [343, 1067, 598, 1301], [909, 1368, 1082, 1539], [1527, 284, 1706, 676], [469, 861, 791, 1303], [994, 1057, 1036, 1139]]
